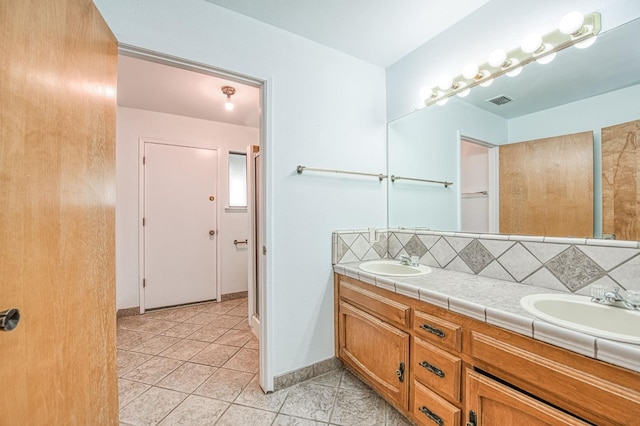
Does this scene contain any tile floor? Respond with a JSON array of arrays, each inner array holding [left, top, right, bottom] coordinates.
[[118, 298, 413, 426]]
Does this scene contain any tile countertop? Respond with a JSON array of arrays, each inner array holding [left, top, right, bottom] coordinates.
[[334, 261, 640, 374]]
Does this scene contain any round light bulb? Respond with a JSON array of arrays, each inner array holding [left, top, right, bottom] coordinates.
[[521, 33, 543, 54], [488, 49, 507, 68], [462, 63, 479, 80], [456, 82, 470, 98], [479, 78, 494, 87], [536, 45, 556, 64], [438, 75, 453, 90], [436, 97, 449, 106], [505, 59, 522, 77], [225, 100, 234, 111], [575, 36, 597, 49], [559, 11, 584, 35]]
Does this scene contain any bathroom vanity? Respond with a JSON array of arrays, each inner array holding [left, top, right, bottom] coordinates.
[[333, 268, 640, 425]]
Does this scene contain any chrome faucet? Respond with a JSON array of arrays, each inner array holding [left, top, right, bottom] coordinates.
[[399, 255, 419, 266], [591, 285, 640, 311]]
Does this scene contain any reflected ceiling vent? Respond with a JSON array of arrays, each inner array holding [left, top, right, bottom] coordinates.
[[487, 94, 514, 106]]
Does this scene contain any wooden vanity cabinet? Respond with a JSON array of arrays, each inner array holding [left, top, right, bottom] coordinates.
[[334, 274, 640, 426]]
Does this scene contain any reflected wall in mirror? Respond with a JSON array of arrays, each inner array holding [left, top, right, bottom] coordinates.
[[388, 17, 640, 240]]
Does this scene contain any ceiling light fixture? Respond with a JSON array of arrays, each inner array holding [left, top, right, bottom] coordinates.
[[420, 11, 601, 107], [221, 85, 236, 111]]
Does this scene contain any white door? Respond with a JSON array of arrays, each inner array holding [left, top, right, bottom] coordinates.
[[247, 145, 262, 337], [144, 142, 218, 309]]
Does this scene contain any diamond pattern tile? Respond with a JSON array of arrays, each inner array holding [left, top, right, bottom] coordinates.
[[429, 238, 457, 267], [444, 236, 473, 253], [387, 233, 403, 258], [403, 235, 428, 258], [576, 245, 640, 271], [417, 234, 440, 250], [372, 233, 388, 258], [350, 235, 371, 260], [497, 243, 542, 282], [546, 246, 606, 291], [459, 240, 494, 274], [522, 242, 569, 264]]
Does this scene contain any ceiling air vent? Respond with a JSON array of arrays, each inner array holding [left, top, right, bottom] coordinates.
[[487, 95, 514, 106]]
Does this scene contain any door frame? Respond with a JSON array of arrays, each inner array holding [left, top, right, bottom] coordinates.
[[121, 44, 274, 391], [458, 133, 499, 233], [138, 139, 221, 313]]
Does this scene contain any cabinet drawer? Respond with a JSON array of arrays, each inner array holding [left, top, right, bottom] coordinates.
[[412, 380, 461, 426], [412, 337, 461, 403], [339, 278, 410, 328], [413, 310, 462, 352]]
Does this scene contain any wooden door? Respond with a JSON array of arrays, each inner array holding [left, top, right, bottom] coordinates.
[[499, 132, 593, 237], [0, 0, 118, 424], [602, 119, 640, 240], [338, 301, 410, 409], [465, 370, 589, 426], [143, 142, 218, 309]]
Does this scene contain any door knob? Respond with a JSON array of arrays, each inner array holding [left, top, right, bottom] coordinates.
[[0, 308, 20, 332], [209, 230, 216, 236]]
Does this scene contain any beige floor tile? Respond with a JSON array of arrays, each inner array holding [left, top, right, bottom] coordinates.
[[117, 316, 151, 331], [197, 303, 236, 315], [117, 329, 156, 350], [306, 369, 343, 388], [182, 312, 221, 325], [145, 308, 198, 323], [118, 379, 151, 408], [244, 337, 259, 350], [210, 315, 244, 329], [215, 329, 254, 347], [131, 335, 181, 355], [232, 318, 251, 331], [186, 324, 228, 343], [330, 387, 386, 426], [157, 395, 229, 426], [193, 368, 253, 402], [272, 414, 326, 425], [118, 350, 153, 377], [386, 404, 413, 426], [123, 356, 184, 385], [223, 348, 259, 373], [279, 383, 338, 422], [189, 343, 239, 367], [234, 375, 289, 412], [159, 339, 208, 361], [226, 304, 248, 317], [137, 319, 179, 335], [156, 362, 216, 393], [215, 404, 276, 426], [340, 370, 371, 393], [160, 322, 203, 338], [119, 387, 187, 426]]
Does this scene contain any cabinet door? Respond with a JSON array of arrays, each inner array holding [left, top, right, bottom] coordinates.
[[465, 370, 590, 426], [338, 301, 410, 409]]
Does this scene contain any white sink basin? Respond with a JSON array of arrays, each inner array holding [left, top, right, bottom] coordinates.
[[359, 260, 431, 277], [520, 294, 640, 344]]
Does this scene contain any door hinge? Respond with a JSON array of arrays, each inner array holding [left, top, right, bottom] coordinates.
[[142, 218, 145, 226], [262, 246, 267, 255], [143, 279, 146, 288], [143, 156, 146, 165]]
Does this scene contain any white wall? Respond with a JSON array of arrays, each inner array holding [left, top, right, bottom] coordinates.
[[386, 0, 640, 121], [460, 141, 489, 233], [116, 107, 258, 309], [96, 0, 388, 380]]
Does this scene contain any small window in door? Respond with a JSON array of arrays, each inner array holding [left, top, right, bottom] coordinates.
[[228, 152, 247, 208]]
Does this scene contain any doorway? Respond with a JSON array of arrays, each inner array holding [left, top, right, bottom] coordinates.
[[142, 142, 218, 309], [460, 138, 498, 233]]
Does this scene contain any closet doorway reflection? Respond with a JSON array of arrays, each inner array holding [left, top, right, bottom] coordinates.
[[460, 138, 498, 234]]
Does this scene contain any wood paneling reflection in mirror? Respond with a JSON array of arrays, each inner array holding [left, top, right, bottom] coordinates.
[[499, 132, 594, 237], [602, 119, 640, 241]]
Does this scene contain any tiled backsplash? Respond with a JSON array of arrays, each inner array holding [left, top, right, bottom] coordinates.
[[333, 229, 640, 294]]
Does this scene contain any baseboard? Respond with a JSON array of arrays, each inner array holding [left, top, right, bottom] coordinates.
[[273, 357, 343, 391], [221, 291, 248, 302], [117, 307, 140, 318]]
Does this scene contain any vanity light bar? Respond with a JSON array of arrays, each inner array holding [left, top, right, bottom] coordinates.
[[424, 12, 601, 107]]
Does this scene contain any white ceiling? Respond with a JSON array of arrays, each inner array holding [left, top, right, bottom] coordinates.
[[204, 0, 491, 67], [117, 55, 261, 128]]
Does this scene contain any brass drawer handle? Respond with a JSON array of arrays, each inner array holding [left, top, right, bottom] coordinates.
[[420, 323, 446, 338], [419, 361, 445, 378], [419, 406, 443, 426], [396, 362, 405, 383]]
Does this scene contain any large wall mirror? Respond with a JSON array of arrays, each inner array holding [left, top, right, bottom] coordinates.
[[388, 17, 640, 240]]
